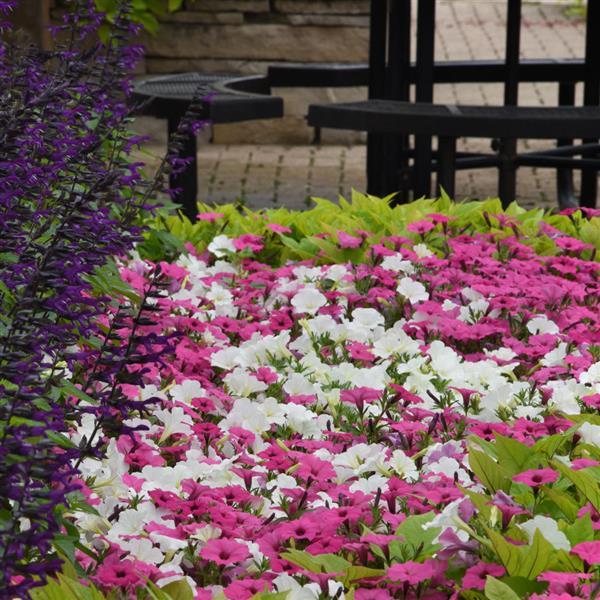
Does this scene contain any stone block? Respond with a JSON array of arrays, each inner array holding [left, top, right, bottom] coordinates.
[[274, 1, 370, 14], [186, 0, 269, 12], [142, 23, 369, 62], [284, 14, 369, 26], [144, 58, 269, 75], [160, 11, 244, 24]]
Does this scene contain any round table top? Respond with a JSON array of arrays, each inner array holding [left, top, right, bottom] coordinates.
[[133, 72, 233, 101], [131, 72, 284, 124]]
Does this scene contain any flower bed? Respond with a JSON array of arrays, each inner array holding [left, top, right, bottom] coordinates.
[[58, 203, 600, 599]]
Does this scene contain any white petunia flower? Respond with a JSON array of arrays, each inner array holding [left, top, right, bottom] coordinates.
[[211, 346, 246, 370], [397, 277, 429, 303], [259, 396, 287, 426], [207, 234, 236, 257], [413, 243, 434, 258], [224, 368, 269, 397], [273, 573, 320, 600], [381, 254, 416, 274], [349, 474, 389, 495], [119, 537, 165, 565], [541, 343, 568, 368], [519, 516, 571, 551], [155, 407, 194, 442], [351, 307, 385, 329], [526, 315, 559, 335], [580, 361, 600, 385], [283, 372, 319, 396], [206, 283, 233, 306], [389, 449, 418, 481], [170, 379, 205, 406], [220, 397, 270, 435], [578, 422, 600, 447], [291, 287, 327, 315]]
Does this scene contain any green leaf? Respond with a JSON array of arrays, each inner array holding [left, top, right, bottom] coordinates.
[[493, 434, 534, 475], [540, 485, 579, 521], [168, 0, 184, 10], [158, 580, 195, 600], [251, 593, 289, 600], [390, 512, 441, 561], [500, 576, 547, 597], [46, 431, 78, 450], [516, 529, 553, 579], [31, 573, 106, 600], [280, 549, 350, 574], [485, 576, 521, 600], [564, 512, 594, 546], [532, 432, 572, 458], [485, 528, 522, 576], [343, 566, 385, 583], [61, 380, 98, 405], [469, 448, 511, 493], [552, 460, 600, 511]]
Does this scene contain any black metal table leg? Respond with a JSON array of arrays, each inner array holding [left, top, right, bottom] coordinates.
[[497, 0, 521, 208], [386, 0, 411, 203], [557, 82, 577, 209], [366, 0, 388, 197], [437, 136, 457, 199], [413, 0, 436, 199], [168, 113, 198, 222]]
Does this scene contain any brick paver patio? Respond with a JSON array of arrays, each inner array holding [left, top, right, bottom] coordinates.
[[133, 1, 593, 211]]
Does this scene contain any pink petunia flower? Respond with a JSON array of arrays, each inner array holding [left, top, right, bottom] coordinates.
[[200, 539, 250, 566], [407, 220, 436, 235], [489, 491, 529, 529], [225, 578, 270, 599], [338, 230, 363, 248], [462, 562, 506, 590], [355, 589, 393, 599], [266, 222, 292, 233], [340, 387, 382, 411], [578, 503, 600, 530], [571, 458, 600, 470], [513, 468, 559, 487], [94, 556, 144, 589], [233, 233, 264, 253], [427, 213, 450, 225], [571, 541, 600, 564], [387, 560, 436, 585], [197, 211, 224, 221]]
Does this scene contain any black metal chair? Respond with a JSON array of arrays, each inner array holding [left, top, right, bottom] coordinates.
[[307, 0, 600, 209]]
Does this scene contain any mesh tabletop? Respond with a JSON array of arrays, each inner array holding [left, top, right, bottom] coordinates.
[[131, 73, 283, 124], [133, 73, 232, 100]]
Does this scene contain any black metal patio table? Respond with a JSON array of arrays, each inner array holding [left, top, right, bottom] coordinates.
[[308, 0, 600, 208], [132, 73, 283, 221]]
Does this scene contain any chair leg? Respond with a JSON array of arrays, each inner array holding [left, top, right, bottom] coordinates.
[[414, 135, 433, 199], [497, 138, 517, 208], [367, 133, 385, 197], [580, 169, 598, 209], [437, 136, 456, 199], [557, 82, 577, 209]]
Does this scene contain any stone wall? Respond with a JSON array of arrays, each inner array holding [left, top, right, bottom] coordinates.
[[142, 0, 371, 144]]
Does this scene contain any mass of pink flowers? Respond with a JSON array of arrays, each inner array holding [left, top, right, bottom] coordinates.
[[66, 221, 600, 599]]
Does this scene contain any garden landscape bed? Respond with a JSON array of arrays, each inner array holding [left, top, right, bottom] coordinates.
[[38, 197, 600, 599]]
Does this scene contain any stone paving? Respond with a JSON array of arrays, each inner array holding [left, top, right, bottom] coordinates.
[[132, 1, 594, 212]]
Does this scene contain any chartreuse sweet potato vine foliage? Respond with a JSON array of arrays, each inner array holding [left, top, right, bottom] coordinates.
[[16, 191, 598, 599]]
